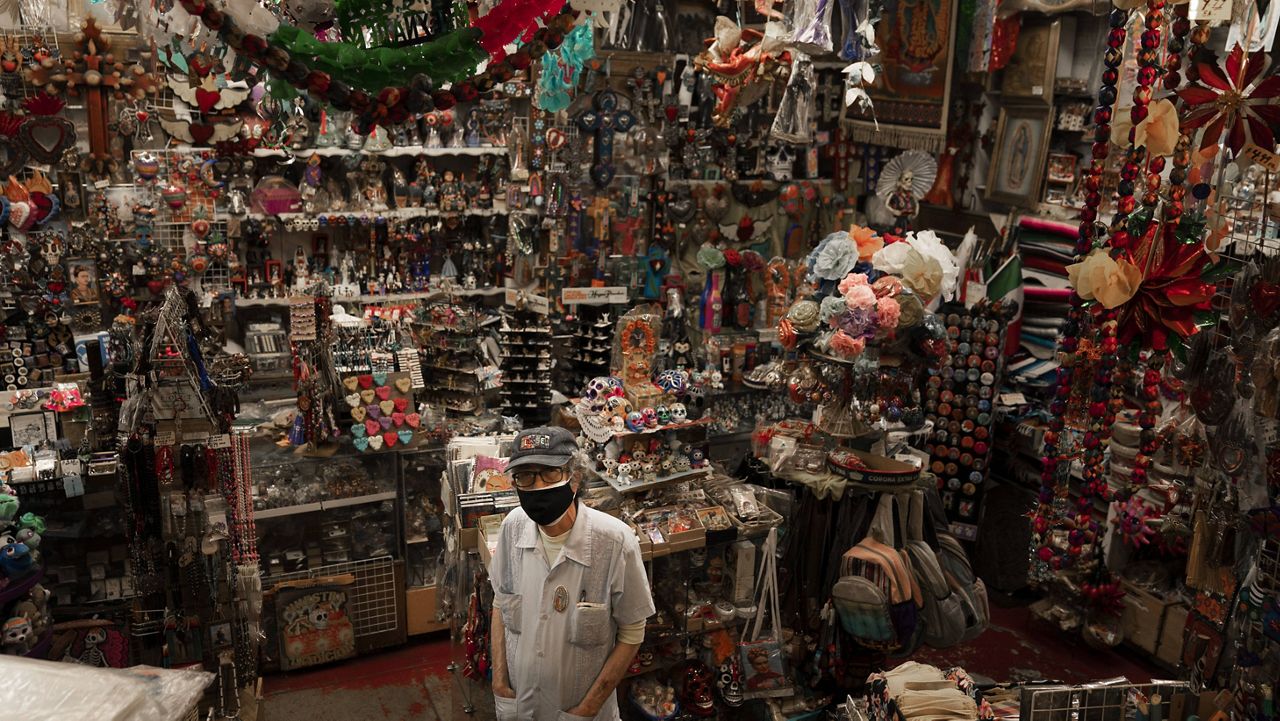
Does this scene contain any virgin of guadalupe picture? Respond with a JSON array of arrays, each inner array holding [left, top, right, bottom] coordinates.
[[843, 0, 957, 152]]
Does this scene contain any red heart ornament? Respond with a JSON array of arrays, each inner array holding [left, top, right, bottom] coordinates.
[[375, 386, 392, 400], [365, 419, 380, 436], [383, 431, 399, 448], [405, 413, 421, 428], [189, 124, 216, 144], [147, 279, 166, 294], [392, 412, 405, 427], [393, 397, 409, 413], [358, 374, 374, 389], [1250, 282, 1280, 319], [195, 88, 221, 113]]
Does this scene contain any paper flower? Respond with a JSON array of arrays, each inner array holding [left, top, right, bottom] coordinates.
[[820, 295, 848, 326], [829, 330, 866, 357], [1134, 99, 1180, 157], [838, 271, 869, 296], [723, 248, 742, 267], [876, 296, 901, 329], [851, 225, 884, 262], [1179, 44, 1280, 153], [844, 283, 877, 311], [808, 231, 859, 281], [697, 245, 726, 270], [1066, 249, 1142, 309], [872, 229, 959, 301]]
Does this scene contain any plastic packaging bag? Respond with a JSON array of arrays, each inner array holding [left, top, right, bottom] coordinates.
[[0, 656, 213, 721]]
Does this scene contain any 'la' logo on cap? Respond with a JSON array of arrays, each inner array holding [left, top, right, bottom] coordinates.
[[520, 433, 551, 450]]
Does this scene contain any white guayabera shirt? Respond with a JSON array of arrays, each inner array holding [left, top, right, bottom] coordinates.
[[490, 504, 655, 721]]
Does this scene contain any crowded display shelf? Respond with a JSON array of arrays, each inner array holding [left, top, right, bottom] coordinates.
[[0, 0, 1276, 718]]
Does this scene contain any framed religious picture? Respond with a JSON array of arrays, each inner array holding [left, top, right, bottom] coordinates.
[[66, 259, 100, 305], [986, 105, 1053, 207], [1001, 19, 1061, 102], [265, 259, 283, 287]]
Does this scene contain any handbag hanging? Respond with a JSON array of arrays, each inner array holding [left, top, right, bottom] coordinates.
[[739, 527, 796, 699]]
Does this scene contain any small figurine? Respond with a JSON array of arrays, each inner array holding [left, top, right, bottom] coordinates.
[[2, 617, 33, 655], [0, 541, 33, 577], [641, 461, 658, 483], [438, 171, 467, 213], [687, 446, 707, 469], [616, 461, 634, 486], [670, 403, 688, 423]]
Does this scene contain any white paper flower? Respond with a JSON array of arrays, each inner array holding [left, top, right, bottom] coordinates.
[[905, 230, 959, 299], [809, 232, 860, 281], [872, 230, 960, 301]]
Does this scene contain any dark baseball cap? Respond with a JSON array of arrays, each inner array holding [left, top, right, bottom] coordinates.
[[508, 427, 579, 469]]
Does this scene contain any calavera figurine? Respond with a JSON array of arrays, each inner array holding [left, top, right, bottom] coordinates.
[[687, 446, 707, 469], [605, 395, 633, 418], [616, 462, 634, 486], [681, 662, 717, 717], [709, 370, 725, 390], [656, 405, 671, 425], [602, 458, 619, 476], [3, 616, 33, 655], [642, 407, 659, 429], [583, 376, 615, 407], [670, 403, 689, 423], [641, 461, 658, 483], [674, 453, 692, 473]]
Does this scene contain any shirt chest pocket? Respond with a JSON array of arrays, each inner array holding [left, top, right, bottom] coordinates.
[[499, 595, 522, 635], [568, 601, 611, 647]]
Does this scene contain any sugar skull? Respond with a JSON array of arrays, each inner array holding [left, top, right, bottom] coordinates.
[[654, 369, 689, 396], [670, 403, 688, 423], [656, 405, 671, 425], [583, 376, 616, 407], [626, 411, 646, 432], [610, 414, 626, 433], [604, 395, 633, 418], [642, 407, 659, 428]]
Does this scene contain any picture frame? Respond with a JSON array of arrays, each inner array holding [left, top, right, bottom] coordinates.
[[1001, 19, 1061, 102], [265, 259, 283, 286], [66, 259, 100, 306], [986, 105, 1054, 208], [1047, 153, 1078, 185], [9, 412, 49, 447]]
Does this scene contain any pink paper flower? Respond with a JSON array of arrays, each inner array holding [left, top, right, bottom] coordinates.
[[876, 296, 901, 329], [829, 330, 866, 357], [838, 272, 870, 296], [843, 284, 877, 311]]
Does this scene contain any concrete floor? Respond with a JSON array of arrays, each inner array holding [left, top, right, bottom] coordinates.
[[260, 602, 1164, 721]]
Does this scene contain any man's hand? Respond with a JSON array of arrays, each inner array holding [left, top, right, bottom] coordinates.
[[493, 683, 517, 700], [565, 704, 596, 718]]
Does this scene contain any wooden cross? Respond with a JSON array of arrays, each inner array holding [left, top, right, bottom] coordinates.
[[25, 18, 160, 164], [575, 89, 635, 187]]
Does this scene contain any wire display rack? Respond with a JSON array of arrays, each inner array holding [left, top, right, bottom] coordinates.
[[0, 26, 59, 102], [1019, 680, 1192, 721], [265, 556, 401, 637]]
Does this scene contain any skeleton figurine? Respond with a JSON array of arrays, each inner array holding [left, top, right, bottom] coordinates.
[[359, 158, 388, 210], [2, 617, 32, 655]]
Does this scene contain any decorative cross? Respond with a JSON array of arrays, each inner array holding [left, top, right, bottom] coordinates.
[[26, 18, 160, 166], [643, 245, 669, 300], [576, 89, 635, 187], [587, 195, 612, 240]]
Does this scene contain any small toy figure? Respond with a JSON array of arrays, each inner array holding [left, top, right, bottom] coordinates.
[[687, 446, 707, 469], [642, 461, 658, 483], [0, 542, 32, 577], [438, 171, 467, 213], [2, 617, 33, 655]]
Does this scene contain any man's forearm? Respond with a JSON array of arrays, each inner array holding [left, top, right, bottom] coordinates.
[[491, 607, 511, 690], [570, 641, 640, 716]]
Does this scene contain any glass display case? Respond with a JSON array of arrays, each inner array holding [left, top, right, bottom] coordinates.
[[399, 447, 450, 635], [249, 439, 401, 577]]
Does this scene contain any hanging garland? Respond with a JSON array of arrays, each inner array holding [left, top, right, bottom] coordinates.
[[176, 0, 578, 130], [270, 25, 489, 91]]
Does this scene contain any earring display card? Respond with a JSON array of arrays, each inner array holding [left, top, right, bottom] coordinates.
[[922, 302, 1011, 541]]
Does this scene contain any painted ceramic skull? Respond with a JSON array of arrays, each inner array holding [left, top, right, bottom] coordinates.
[[626, 411, 646, 432], [604, 395, 633, 417], [610, 415, 626, 433], [670, 403, 688, 423], [642, 407, 659, 428], [655, 405, 671, 425], [583, 376, 614, 406]]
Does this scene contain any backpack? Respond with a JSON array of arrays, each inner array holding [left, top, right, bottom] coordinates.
[[903, 491, 967, 649], [934, 529, 989, 642], [832, 494, 922, 652]]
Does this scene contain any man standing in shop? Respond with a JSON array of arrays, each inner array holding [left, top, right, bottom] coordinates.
[[490, 426, 654, 721]]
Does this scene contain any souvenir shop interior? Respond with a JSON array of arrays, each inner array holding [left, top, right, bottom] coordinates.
[[0, 0, 1277, 718]]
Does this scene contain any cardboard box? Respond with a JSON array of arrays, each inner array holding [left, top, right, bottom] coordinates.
[[1156, 602, 1189, 667], [407, 586, 449, 635], [1121, 582, 1175, 654]]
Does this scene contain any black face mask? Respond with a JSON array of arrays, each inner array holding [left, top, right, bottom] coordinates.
[[516, 482, 575, 527]]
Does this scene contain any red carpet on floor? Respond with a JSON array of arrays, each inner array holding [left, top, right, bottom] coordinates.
[[908, 601, 1168, 684], [265, 636, 456, 696]]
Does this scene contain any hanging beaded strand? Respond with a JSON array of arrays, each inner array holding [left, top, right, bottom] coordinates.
[[1031, 5, 1133, 577]]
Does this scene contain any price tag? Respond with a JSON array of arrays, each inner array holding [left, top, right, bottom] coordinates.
[[1031, 85, 1044, 96], [183, 432, 210, 444], [1188, 0, 1232, 23], [1239, 143, 1280, 173], [965, 280, 987, 308], [998, 392, 1028, 406], [208, 434, 232, 449], [63, 474, 85, 498], [154, 431, 176, 446], [94, 180, 111, 189]]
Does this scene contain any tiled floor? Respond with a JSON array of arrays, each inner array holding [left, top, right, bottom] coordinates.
[[260, 601, 1166, 720]]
